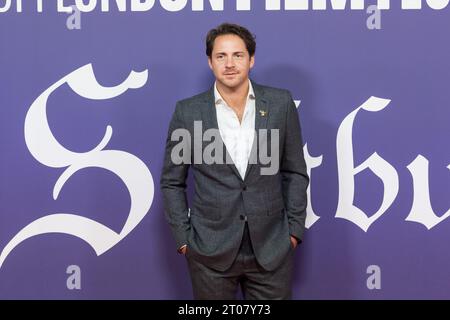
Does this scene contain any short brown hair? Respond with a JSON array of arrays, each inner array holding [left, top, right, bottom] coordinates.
[[206, 23, 256, 57]]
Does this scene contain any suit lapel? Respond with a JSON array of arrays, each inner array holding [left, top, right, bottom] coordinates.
[[200, 87, 217, 131], [244, 82, 268, 181], [200, 86, 242, 180], [201, 81, 269, 182], [253, 82, 269, 135]]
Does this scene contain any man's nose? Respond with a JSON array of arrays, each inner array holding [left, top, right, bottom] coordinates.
[[225, 56, 235, 68]]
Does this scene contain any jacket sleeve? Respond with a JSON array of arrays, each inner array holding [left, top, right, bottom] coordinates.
[[160, 102, 191, 249], [280, 92, 310, 243]]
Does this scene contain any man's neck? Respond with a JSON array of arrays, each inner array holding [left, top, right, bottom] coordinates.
[[216, 80, 250, 109]]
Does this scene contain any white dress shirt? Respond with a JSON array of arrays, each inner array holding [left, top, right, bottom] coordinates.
[[214, 81, 256, 179]]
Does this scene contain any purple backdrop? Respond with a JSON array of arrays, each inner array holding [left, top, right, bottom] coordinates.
[[1, 1, 449, 299]]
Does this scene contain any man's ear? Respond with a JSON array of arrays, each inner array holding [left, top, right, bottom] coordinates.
[[208, 57, 213, 70], [250, 55, 255, 69]]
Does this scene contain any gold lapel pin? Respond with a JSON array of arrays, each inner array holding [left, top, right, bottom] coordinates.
[[259, 110, 267, 117]]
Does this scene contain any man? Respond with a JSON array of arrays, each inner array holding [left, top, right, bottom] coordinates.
[[161, 23, 309, 300]]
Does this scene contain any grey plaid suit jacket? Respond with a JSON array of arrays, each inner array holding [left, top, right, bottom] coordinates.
[[161, 81, 309, 272]]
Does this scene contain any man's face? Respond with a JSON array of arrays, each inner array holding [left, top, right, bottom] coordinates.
[[208, 34, 255, 91]]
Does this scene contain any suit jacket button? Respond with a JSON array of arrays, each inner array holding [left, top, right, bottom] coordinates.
[[242, 185, 247, 191], [240, 215, 245, 220]]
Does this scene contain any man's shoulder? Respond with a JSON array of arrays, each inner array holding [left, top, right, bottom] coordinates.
[[253, 82, 292, 102], [176, 89, 211, 108]]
